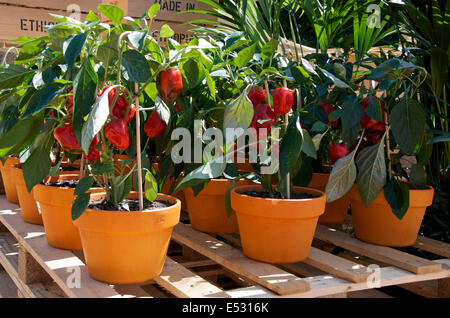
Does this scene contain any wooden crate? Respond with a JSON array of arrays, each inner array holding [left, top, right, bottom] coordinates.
[[0, 195, 449, 298]]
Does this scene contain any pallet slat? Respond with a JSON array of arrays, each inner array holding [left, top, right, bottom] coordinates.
[[282, 259, 450, 298], [172, 223, 310, 295], [0, 201, 122, 298], [315, 225, 442, 275], [413, 236, 450, 259], [154, 256, 229, 298], [218, 233, 371, 284]]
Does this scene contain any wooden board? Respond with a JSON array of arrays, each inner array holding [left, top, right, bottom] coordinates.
[[128, 0, 216, 23], [0, 5, 87, 41], [315, 224, 442, 275], [4, 1, 100, 13], [0, 201, 123, 298], [172, 223, 310, 295], [1, 195, 449, 298], [413, 236, 450, 259]]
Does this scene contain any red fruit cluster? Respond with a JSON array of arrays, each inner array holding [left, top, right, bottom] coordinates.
[[105, 119, 129, 150], [157, 68, 183, 105], [271, 87, 294, 115], [248, 86, 266, 105], [53, 123, 98, 159], [360, 96, 386, 132], [87, 136, 100, 161], [53, 123, 80, 153], [99, 86, 136, 123], [318, 102, 338, 128], [329, 142, 350, 164], [144, 111, 166, 138]]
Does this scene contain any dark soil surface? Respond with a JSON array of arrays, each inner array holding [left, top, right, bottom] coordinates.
[[42, 180, 80, 188], [88, 198, 173, 212], [238, 190, 319, 199], [60, 166, 79, 172]]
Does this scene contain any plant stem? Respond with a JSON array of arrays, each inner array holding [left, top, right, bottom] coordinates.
[[79, 153, 85, 179]]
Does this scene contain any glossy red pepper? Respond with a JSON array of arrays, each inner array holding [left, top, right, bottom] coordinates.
[[329, 142, 350, 164], [175, 103, 181, 113], [53, 123, 81, 153], [87, 147, 100, 161], [271, 87, 295, 115], [144, 111, 167, 138], [99, 86, 135, 123], [318, 102, 338, 128], [250, 103, 276, 132], [157, 68, 183, 104], [248, 86, 266, 106], [366, 131, 383, 145], [360, 96, 386, 132], [105, 119, 129, 150]]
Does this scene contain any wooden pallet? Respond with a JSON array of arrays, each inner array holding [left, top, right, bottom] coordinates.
[[0, 195, 449, 298]]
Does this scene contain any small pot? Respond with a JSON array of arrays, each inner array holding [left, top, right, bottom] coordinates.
[[308, 173, 350, 224], [33, 174, 102, 250], [73, 192, 181, 284], [0, 157, 20, 203], [183, 178, 253, 234], [10, 165, 43, 225], [350, 186, 434, 246], [231, 185, 326, 264]]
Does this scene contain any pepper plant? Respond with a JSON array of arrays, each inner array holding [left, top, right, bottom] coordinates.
[[323, 57, 430, 219]]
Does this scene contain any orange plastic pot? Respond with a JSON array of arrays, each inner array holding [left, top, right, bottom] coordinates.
[[0, 157, 20, 203], [350, 186, 434, 247], [308, 173, 350, 224], [10, 165, 43, 225], [73, 192, 181, 284], [183, 178, 253, 234], [231, 185, 326, 264], [33, 174, 99, 250]]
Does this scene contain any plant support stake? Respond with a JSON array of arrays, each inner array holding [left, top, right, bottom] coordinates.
[[283, 79, 290, 199], [135, 82, 144, 211]]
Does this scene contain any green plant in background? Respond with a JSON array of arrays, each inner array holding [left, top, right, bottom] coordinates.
[[388, 0, 449, 242]]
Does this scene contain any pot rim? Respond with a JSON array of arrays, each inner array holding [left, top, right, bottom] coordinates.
[[85, 191, 181, 215], [231, 184, 326, 202]]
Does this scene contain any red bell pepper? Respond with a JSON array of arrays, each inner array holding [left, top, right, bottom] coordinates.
[[144, 111, 166, 138], [157, 68, 183, 104], [329, 142, 350, 164], [271, 87, 295, 115], [250, 103, 276, 132], [366, 131, 383, 145], [99, 86, 135, 123], [360, 96, 386, 132], [87, 147, 101, 161], [105, 119, 130, 150], [53, 123, 81, 153], [318, 102, 338, 128], [248, 86, 266, 106]]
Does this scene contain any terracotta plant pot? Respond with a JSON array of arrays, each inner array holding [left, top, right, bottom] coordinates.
[[183, 178, 253, 234], [0, 161, 4, 194], [33, 174, 98, 250], [308, 173, 350, 224], [349, 186, 435, 247], [10, 165, 43, 225], [73, 192, 181, 284], [0, 157, 20, 203], [231, 185, 326, 264]]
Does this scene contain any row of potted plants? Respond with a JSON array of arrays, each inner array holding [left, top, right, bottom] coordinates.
[[0, 3, 436, 283]]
